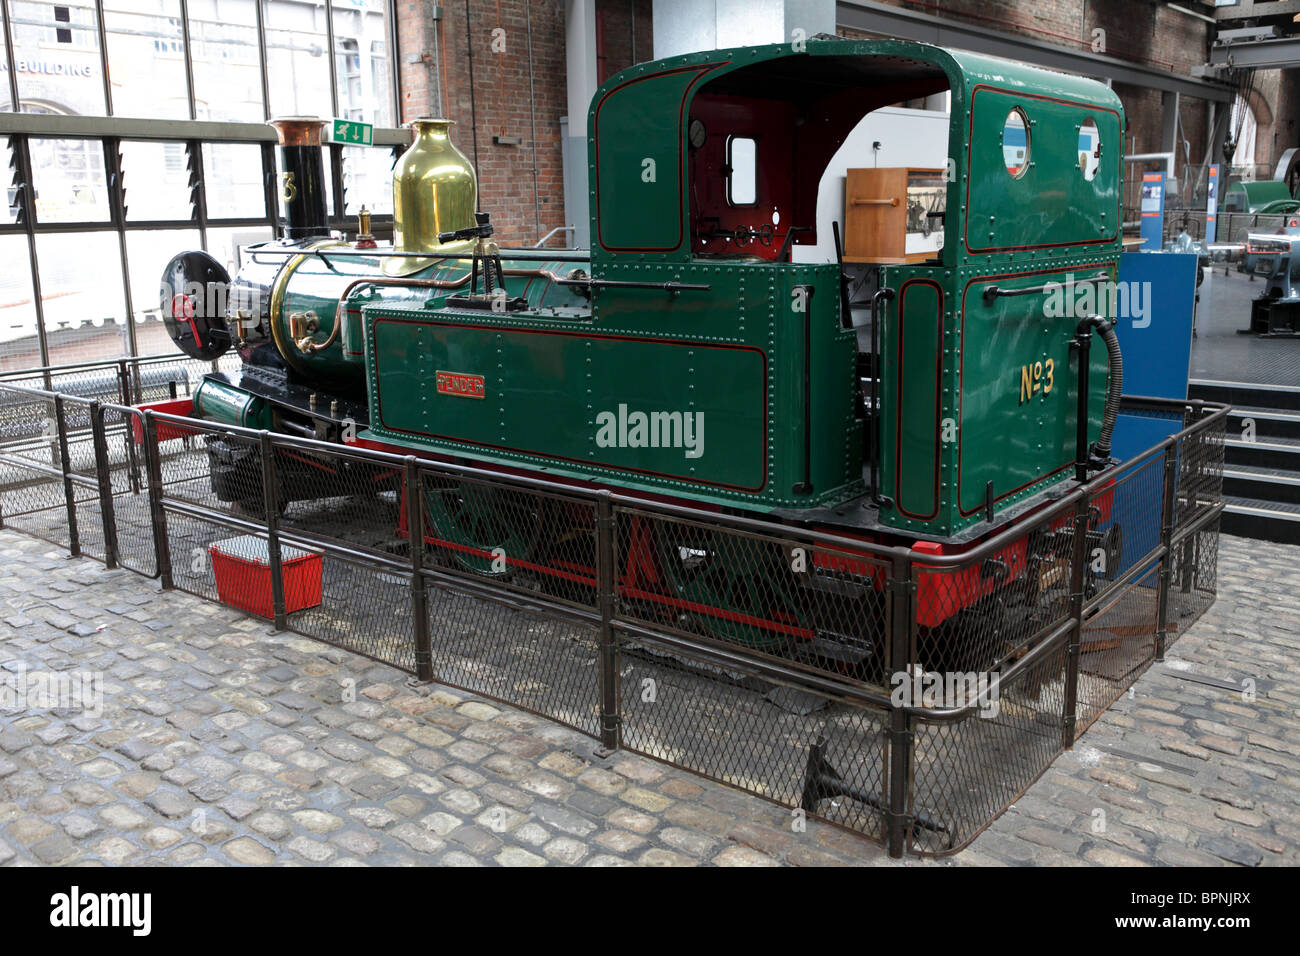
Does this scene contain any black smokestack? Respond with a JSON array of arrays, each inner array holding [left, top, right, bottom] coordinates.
[[269, 117, 330, 240]]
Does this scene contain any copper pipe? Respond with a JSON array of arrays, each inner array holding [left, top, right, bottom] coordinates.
[[300, 272, 473, 354]]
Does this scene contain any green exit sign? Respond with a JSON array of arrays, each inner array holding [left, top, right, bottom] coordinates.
[[332, 119, 373, 146]]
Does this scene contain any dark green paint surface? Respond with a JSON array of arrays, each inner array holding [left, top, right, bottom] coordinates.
[[206, 38, 1127, 537]]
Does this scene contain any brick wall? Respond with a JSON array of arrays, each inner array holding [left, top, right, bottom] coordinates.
[[844, 0, 1300, 173], [394, 0, 651, 247], [386, 0, 1298, 245]]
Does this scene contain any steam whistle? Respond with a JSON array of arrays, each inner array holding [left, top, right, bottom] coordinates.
[[440, 212, 528, 312], [355, 205, 377, 249]]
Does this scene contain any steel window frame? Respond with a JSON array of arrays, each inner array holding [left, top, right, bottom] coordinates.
[[0, 0, 406, 367]]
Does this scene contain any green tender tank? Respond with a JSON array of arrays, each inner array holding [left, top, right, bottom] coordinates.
[[194, 377, 273, 429]]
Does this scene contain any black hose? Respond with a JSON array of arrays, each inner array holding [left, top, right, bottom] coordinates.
[[1095, 321, 1123, 460], [1074, 315, 1123, 468]]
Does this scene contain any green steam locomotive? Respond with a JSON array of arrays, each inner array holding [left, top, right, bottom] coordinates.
[[158, 37, 1125, 653]]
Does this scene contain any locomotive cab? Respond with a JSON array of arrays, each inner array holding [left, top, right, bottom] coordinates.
[[589, 39, 1123, 539]]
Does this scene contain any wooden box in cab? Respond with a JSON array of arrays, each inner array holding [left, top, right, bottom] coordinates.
[[844, 167, 947, 264]]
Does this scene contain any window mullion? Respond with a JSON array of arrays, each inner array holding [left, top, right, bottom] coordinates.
[[93, 0, 113, 117]]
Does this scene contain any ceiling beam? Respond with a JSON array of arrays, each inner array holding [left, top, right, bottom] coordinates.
[[836, 0, 1234, 103], [1209, 37, 1300, 70]]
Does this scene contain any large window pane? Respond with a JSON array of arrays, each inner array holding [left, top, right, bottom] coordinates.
[[206, 223, 272, 274], [0, 235, 40, 372], [10, 0, 106, 115], [341, 144, 392, 216], [29, 136, 110, 222], [120, 139, 193, 221], [103, 0, 190, 119], [333, 0, 391, 126], [189, 0, 263, 122], [126, 226, 197, 353], [0, 13, 12, 112], [202, 141, 266, 219], [263, 0, 331, 119], [35, 231, 129, 363]]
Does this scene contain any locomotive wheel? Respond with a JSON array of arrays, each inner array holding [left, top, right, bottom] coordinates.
[[424, 480, 541, 577], [654, 521, 810, 650]]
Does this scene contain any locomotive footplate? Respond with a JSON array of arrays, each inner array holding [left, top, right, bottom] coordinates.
[[770, 474, 1080, 547], [197, 368, 391, 513], [212, 365, 369, 434]]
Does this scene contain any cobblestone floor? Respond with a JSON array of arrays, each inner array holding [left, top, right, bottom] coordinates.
[[0, 530, 1296, 867]]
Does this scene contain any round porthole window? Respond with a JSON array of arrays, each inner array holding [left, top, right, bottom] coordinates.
[[1079, 117, 1101, 181], [1002, 108, 1030, 178]]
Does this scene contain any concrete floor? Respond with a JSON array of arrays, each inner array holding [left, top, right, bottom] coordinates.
[[1192, 265, 1300, 387]]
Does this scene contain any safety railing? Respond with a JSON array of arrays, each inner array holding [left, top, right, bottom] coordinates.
[[0, 373, 1226, 858]]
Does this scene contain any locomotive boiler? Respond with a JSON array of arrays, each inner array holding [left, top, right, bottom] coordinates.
[[157, 37, 1126, 667]]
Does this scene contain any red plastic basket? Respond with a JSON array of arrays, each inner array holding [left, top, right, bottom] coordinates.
[[209, 535, 323, 619], [131, 398, 198, 444]]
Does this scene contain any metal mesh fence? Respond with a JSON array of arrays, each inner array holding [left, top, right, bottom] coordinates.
[[1167, 516, 1221, 650], [0, 371, 1228, 858], [423, 578, 602, 737], [617, 630, 891, 842], [285, 549, 416, 673], [0, 455, 72, 551], [420, 471, 601, 613], [909, 628, 1070, 855], [1076, 566, 1161, 735], [614, 507, 891, 688], [99, 406, 157, 577], [274, 443, 405, 558], [1176, 407, 1225, 532]]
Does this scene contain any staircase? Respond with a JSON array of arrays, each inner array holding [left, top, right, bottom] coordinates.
[[1189, 379, 1300, 545]]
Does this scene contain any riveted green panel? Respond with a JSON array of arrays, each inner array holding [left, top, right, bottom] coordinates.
[[954, 266, 1112, 519], [882, 274, 945, 523], [593, 64, 717, 254], [360, 256, 864, 512], [370, 316, 767, 492], [964, 86, 1122, 255]]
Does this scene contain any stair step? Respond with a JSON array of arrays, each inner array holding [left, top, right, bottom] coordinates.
[[1190, 378, 1300, 412], [1224, 435, 1300, 470], [1223, 496, 1300, 545], [1226, 406, 1300, 441], [1223, 465, 1300, 505]]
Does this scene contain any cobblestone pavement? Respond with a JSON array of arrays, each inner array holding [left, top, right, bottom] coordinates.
[[0, 530, 1296, 866]]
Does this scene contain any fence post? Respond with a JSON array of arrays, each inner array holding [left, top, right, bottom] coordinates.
[[141, 411, 173, 589], [595, 493, 620, 755], [115, 359, 132, 405], [259, 432, 287, 631], [53, 394, 80, 558], [89, 402, 119, 569], [405, 457, 433, 682], [1062, 494, 1091, 749], [886, 554, 914, 859], [1155, 440, 1180, 661], [118, 358, 142, 495]]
